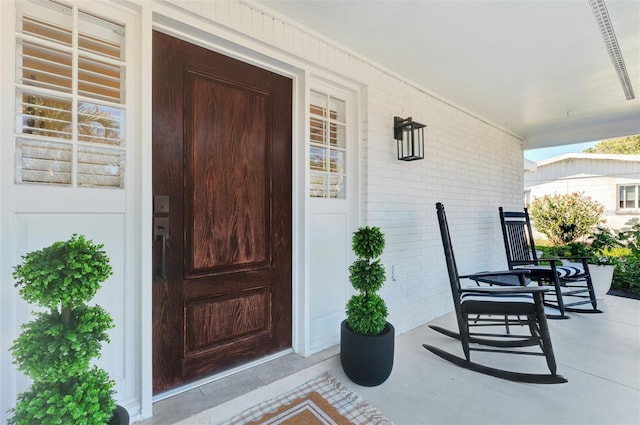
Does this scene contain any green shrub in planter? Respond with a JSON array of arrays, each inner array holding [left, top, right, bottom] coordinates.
[[346, 226, 388, 335], [9, 234, 116, 425]]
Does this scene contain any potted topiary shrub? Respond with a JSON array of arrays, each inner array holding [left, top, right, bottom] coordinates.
[[9, 234, 129, 425], [340, 226, 394, 387]]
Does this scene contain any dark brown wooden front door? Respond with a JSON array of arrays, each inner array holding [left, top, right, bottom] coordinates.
[[152, 31, 292, 393]]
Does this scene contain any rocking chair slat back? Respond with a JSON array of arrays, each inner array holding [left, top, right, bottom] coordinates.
[[500, 208, 539, 266], [498, 206, 601, 318]]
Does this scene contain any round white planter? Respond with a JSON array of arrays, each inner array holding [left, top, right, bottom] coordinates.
[[561, 260, 615, 300]]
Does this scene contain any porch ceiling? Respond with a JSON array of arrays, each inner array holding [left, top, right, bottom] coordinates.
[[256, 0, 640, 149]]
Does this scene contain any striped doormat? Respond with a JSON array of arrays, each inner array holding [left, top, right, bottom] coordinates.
[[221, 373, 394, 425]]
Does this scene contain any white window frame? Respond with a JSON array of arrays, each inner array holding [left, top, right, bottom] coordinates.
[[618, 184, 640, 211], [308, 89, 348, 199], [14, 0, 127, 189]]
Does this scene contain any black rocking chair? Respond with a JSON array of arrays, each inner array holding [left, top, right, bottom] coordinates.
[[423, 203, 567, 384], [499, 207, 600, 319]]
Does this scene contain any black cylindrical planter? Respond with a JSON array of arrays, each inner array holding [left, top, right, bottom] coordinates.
[[340, 320, 394, 387], [109, 405, 130, 425]]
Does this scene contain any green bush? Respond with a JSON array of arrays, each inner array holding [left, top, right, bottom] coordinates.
[[612, 219, 640, 294], [9, 235, 116, 425], [537, 219, 640, 295], [617, 218, 640, 255], [612, 257, 640, 294], [346, 226, 388, 335], [529, 192, 604, 245]]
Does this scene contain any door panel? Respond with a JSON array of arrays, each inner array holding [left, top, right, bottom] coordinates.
[[152, 31, 292, 393], [185, 69, 269, 273]]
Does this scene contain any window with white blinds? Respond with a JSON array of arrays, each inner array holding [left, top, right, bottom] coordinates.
[[619, 184, 639, 210], [309, 90, 347, 199], [15, 0, 126, 188]]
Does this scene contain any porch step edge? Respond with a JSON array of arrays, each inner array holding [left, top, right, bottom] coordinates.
[[181, 355, 339, 425]]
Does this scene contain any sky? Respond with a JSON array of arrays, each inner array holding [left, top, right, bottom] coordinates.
[[524, 141, 598, 162]]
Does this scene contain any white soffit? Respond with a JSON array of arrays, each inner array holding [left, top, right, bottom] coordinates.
[[256, 0, 640, 149]]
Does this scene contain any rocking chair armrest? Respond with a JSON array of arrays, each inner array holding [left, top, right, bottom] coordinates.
[[543, 256, 590, 263], [461, 270, 530, 287], [459, 269, 530, 280], [460, 286, 549, 295]]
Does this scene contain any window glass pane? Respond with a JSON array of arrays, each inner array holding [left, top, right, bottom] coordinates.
[[78, 11, 125, 61], [619, 186, 625, 208], [16, 139, 72, 185], [78, 56, 123, 103], [77, 145, 124, 188], [310, 91, 326, 118], [18, 40, 72, 93], [329, 174, 346, 199], [20, 91, 72, 139], [625, 186, 636, 208], [329, 149, 345, 173], [310, 117, 325, 145], [329, 97, 345, 123], [15, 0, 126, 188], [308, 90, 347, 198], [310, 172, 327, 198], [78, 102, 124, 146], [18, 4, 72, 47], [310, 146, 326, 171], [329, 123, 345, 148]]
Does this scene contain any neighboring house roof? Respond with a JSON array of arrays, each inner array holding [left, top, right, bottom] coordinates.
[[535, 153, 640, 167], [524, 153, 640, 187]]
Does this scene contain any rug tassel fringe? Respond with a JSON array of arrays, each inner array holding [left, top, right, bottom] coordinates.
[[324, 373, 395, 425]]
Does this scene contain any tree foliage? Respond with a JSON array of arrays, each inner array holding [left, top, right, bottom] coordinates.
[[583, 135, 640, 154], [529, 192, 604, 245]]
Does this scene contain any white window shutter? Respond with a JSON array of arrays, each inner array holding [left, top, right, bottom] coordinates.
[[15, 0, 126, 188]]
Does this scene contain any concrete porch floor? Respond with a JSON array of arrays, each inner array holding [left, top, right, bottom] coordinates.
[[137, 294, 640, 425]]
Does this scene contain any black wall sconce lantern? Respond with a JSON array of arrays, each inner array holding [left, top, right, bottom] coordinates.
[[394, 116, 426, 161]]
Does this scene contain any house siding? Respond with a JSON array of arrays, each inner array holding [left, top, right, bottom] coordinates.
[[525, 155, 640, 230], [1, 0, 525, 422]]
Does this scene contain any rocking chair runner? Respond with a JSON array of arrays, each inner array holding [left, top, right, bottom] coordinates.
[[499, 207, 600, 319], [423, 203, 567, 384]]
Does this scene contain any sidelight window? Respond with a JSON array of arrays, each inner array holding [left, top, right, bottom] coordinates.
[[309, 90, 347, 199], [14, 0, 126, 188]]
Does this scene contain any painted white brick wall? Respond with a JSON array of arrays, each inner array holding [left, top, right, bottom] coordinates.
[[364, 85, 524, 330], [0, 1, 526, 420], [165, 0, 526, 334]]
